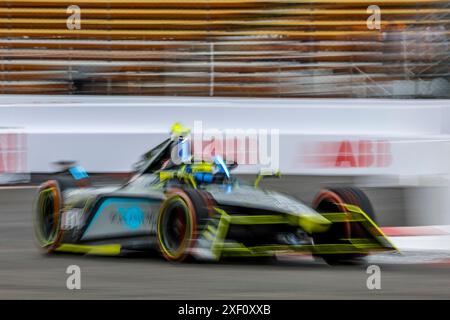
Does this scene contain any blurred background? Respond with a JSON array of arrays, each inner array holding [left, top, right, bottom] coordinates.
[[0, 0, 448, 97]]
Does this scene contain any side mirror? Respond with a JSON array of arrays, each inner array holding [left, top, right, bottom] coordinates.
[[254, 169, 281, 187]]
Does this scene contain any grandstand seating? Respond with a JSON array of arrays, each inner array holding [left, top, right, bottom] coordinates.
[[0, 0, 449, 97]]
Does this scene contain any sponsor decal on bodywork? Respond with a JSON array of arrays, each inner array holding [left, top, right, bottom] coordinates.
[[81, 197, 159, 241]]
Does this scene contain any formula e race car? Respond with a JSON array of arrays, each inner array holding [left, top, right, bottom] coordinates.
[[34, 124, 396, 264]]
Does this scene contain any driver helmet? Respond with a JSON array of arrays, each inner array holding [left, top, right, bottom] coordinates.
[[170, 122, 192, 164]]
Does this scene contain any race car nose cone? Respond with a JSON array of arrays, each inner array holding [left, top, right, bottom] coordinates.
[[289, 214, 332, 234]]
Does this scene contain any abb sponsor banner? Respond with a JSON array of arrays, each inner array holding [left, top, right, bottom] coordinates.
[[288, 136, 450, 176], [0, 129, 29, 184], [299, 140, 393, 169]]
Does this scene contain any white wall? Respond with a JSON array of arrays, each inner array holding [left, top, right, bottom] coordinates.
[[1, 95, 449, 174]]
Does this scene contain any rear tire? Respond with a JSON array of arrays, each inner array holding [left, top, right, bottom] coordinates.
[[34, 180, 63, 252], [311, 187, 376, 265]]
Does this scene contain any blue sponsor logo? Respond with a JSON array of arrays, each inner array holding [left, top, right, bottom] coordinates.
[[117, 206, 145, 230]]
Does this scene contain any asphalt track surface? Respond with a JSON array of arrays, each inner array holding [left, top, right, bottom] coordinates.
[[1, 187, 449, 299]]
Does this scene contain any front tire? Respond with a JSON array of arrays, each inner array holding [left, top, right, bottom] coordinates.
[[156, 188, 210, 262]]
